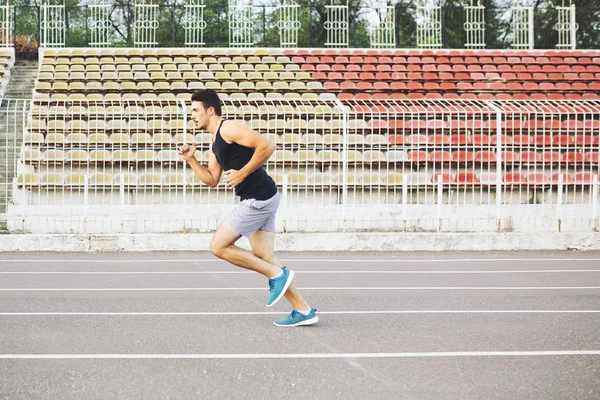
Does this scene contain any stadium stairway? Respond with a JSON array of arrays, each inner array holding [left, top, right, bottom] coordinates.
[[5, 59, 37, 99], [0, 59, 36, 232]]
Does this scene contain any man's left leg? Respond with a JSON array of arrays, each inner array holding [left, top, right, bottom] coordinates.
[[249, 229, 310, 311], [250, 229, 318, 327]]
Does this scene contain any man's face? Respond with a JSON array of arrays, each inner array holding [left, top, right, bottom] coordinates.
[[191, 101, 211, 130]]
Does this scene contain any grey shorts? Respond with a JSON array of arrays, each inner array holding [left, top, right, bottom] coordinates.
[[226, 191, 280, 237]]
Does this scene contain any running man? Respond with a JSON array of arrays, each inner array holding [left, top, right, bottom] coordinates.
[[178, 89, 318, 327]]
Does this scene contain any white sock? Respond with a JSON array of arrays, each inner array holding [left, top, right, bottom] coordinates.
[[298, 308, 312, 315], [272, 270, 283, 279]]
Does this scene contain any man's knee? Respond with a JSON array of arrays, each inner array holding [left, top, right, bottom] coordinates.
[[210, 239, 226, 259], [253, 250, 274, 264]]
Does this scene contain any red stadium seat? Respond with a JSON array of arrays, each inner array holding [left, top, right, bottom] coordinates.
[[541, 151, 561, 163], [527, 172, 551, 186], [520, 151, 542, 164], [429, 134, 450, 145], [550, 172, 575, 185], [534, 135, 552, 146], [450, 134, 471, 146], [573, 172, 597, 185], [406, 134, 429, 145], [454, 172, 479, 185], [388, 134, 405, 145], [429, 150, 453, 163], [512, 135, 531, 145], [490, 135, 513, 145], [472, 134, 490, 146], [408, 150, 428, 163], [574, 135, 594, 146], [503, 172, 527, 186], [562, 151, 585, 164], [553, 134, 574, 147], [585, 152, 599, 164], [453, 150, 475, 163], [432, 172, 455, 184], [475, 150, 496, 163], [501, 151, 520, 163]]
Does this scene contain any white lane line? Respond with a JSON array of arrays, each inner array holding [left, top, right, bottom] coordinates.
[[1, 269, 599, 275], [1, 310, 599, 316], [0, 286, 599, 291], [1, 350, 599, 360], [1, 258, 600, 263]]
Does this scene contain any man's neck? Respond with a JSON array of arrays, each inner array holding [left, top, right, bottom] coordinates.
[[206, 116, 223, 136]]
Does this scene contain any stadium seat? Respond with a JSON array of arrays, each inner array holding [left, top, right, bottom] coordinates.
[[573, 172, 597, 185]]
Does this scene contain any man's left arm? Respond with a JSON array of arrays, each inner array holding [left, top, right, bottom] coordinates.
[[220, 121, 276, 189]]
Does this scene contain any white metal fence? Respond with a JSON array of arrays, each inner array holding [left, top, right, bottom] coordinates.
[[0, 5, 13, 47], [1, 98, 599, 234], [40, 2, 66, 47], [184, 0, 207, 47], [416, 0, 442, 49], [88, 3, 113, 47], [229, 0, 255, 48], [134, 2, 159, 47], [325, 3, 348, 48], [554, 3, 577, 50], [511, 5, 533, 50], [464, 0, 485, 49]]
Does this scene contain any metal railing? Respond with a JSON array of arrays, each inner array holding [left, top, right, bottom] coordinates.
[[2, 97, 599, 234], [6, 3, 597, 50]]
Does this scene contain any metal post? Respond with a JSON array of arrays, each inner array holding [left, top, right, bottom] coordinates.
[[528, 6, 534, 49], [557, 174, 563, 232], [401, 173, 407, 232], [592, 176, 598, 232], [437, 179, 442, 232], [570, 3, 576, 50], [180, 99, 188, 205]]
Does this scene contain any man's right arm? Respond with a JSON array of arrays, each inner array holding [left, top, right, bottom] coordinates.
[[187, 150, 222, 188]]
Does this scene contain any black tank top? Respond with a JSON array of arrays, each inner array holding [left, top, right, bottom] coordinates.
[[211, 119, 278, 201]]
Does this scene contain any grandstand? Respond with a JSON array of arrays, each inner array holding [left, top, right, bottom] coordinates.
[[0, 1, 599, 236]]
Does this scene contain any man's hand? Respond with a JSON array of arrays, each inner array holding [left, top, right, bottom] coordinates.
[[178, 142, 197, 161], [222, 169, 247, 190]]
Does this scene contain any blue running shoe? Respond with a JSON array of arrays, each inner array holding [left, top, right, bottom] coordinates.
[[274, 308, 319, 327], [266, 266, 295, 307]]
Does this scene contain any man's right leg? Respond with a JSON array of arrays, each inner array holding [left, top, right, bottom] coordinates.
[[209, 221, 281, 279], [249, 229, 310, 311]]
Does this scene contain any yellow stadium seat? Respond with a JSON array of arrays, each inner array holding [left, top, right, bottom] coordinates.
[[174, 133, 194, 145], [324, 134, 344, 146], [362, 150, 387, 164], [87, 172, 113, 187], [89, 149, 111, 164], [317, 150, 342, 164], [157, 150, 180, 163], [131, 133, 153, 146], [66, 149, 89, 164], [17, 173, 40, 186], [153, 133, 173, 147], [135, 150, 156, 163], [295, 150, 317, 164], [163, 172, 185, 186], [280, 133, 301, 147], [41, 173, 64, 186], [46, 133, 66, 146], [44, 149, 65, 163], [24, 132, 45, 146], [272, 149, 295, 163], [347, 134, 365, 147], [66, 133, 88, 146]]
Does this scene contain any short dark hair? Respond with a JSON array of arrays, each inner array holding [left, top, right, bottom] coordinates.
[[191, 89, 222, 116]]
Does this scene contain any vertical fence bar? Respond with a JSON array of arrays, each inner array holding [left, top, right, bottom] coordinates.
[[570, 3, 576, 50]]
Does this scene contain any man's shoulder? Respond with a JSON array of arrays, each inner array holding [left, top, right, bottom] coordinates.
[[220, 119, 251, 142]]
